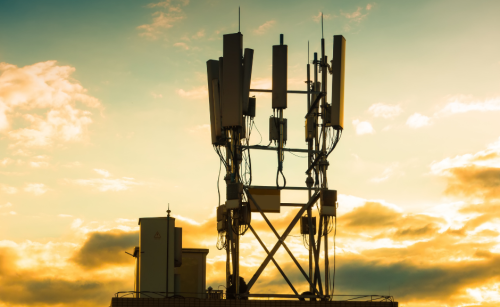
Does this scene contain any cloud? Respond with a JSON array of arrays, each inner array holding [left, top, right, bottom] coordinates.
[[93, 168, 110, 178], [410, 95, 500, 128], [69, 177, 142, 192], [29, 155, 49, 168], [0, 202, 13, 209], [0, 246, 128, 306], [371, 163, 400, 182], [71, 218, 84, 229], [173, 42, 189, 50], [188, 124, 210, 133], [176, 86, 208, 100], [312, 12, 332, 23], [352, 119, 375, 135], [342, 6, 371, 22], [431, 137, 500, 175], [436, 95, 500, 117], [0, 157, 13, 166], [368, 103, 403, 119], [138, 0, 188, 40], [72, 230, 138, 269], [0, 61, 100, 149], [24, 183, 48, 196], [192, 29, 205, 39], [253, 20, 276, 35], [1, 184, 17, 194], [334, 255, 500, 303], [406, 113, 431, 128]]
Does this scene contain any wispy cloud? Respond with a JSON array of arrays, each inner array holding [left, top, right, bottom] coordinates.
[[352, 119, 375, 135], [368, 103, 403, 119], [188, 124, 210, 134], [93, 168, 111, 178], [430, 137, 500, 175], [192, 29, 205, 39], [342, 5, 373, 22], [0, 202, 13, 209], [254, 20, 276, 35], [406, 95, 500, 129], [436, 95, 500, 117], [406, 113, 431, 128], [312, 12, 332, 23], [138, 0, 188, 40], [173, 42, 189, 50], [68, 170, 143, 192], [1, 184, 17, 194], [371, 163, 400, 182], [24, 183, 48, 196], [70, 178, 142, 192], [176, 86, 208, 100]]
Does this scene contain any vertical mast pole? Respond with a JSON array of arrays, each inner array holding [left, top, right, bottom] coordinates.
[[321, 31, 330, 298], [306, 42, 313, 292], [226, 129, 231, 291]]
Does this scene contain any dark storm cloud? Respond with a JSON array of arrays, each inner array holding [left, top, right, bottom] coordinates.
[[0, 247, 127, 306], [72, 230, 138, 268], [342, 202, 399, 229], [391, 223, 439, 239], [446, 166, 500, 199], [335, 254, 500, 301], [243, 249, 500, 303]]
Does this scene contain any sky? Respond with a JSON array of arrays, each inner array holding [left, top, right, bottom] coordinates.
[[1, 0, 500, 306]]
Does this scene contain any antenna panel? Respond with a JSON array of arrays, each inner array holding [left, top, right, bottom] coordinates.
[[206, 60, 222, 144], [242, 48, 254, 114], [331, 35, 346, 129], [247, 97, 256, 118], [221, 33, 243, 127], [272, 45, 287, 109]]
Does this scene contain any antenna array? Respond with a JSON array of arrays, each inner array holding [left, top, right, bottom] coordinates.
[[206, 17, 346, 300]]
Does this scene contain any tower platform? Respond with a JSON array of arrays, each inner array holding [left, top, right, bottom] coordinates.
[[110, 297, 398, 307]]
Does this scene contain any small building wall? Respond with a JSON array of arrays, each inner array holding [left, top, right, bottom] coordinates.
[[174, 248, 209, 298], [138, 217, 176, 298]]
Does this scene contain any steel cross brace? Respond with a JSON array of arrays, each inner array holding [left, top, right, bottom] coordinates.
[[244, 188, 321, 294], [248, 225, 298, 295]]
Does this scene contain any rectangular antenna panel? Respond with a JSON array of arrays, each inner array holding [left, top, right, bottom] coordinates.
[[206, 60, 222, 144], [247, 97, 256, 118], [272, 45, 287, 109], [331, 35, 346, 129], [300, 216, 317, 235], [305, 115, 315, 141], [242, 48, 254, 114], [248, 188, 280, 213], [269, 117, 287, 142], [221, 33, 243, 127], [320, 189, 337, 216]]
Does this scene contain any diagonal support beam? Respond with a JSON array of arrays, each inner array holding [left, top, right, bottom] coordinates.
[[314, 215, 324, 295], [248, 225, 298, 295], [245, 189, 320, 293]]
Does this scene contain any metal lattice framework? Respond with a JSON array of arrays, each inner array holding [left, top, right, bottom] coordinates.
[[207, 17, 346, 300]]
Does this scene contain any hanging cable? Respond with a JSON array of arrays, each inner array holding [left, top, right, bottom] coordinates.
[[217, 159, 222, 206]]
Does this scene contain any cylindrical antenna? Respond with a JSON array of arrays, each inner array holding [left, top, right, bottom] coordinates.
[[280, 34, 284, 45], [239, 6, 240, 33], [321, 12, 324, 39], [308, 40, 310, 63]]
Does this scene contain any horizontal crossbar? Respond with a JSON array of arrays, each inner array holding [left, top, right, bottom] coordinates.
[[250, 89, 322, 94]]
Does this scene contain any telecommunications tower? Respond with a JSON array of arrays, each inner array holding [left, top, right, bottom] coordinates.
[[206, 15, 345, 300]]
